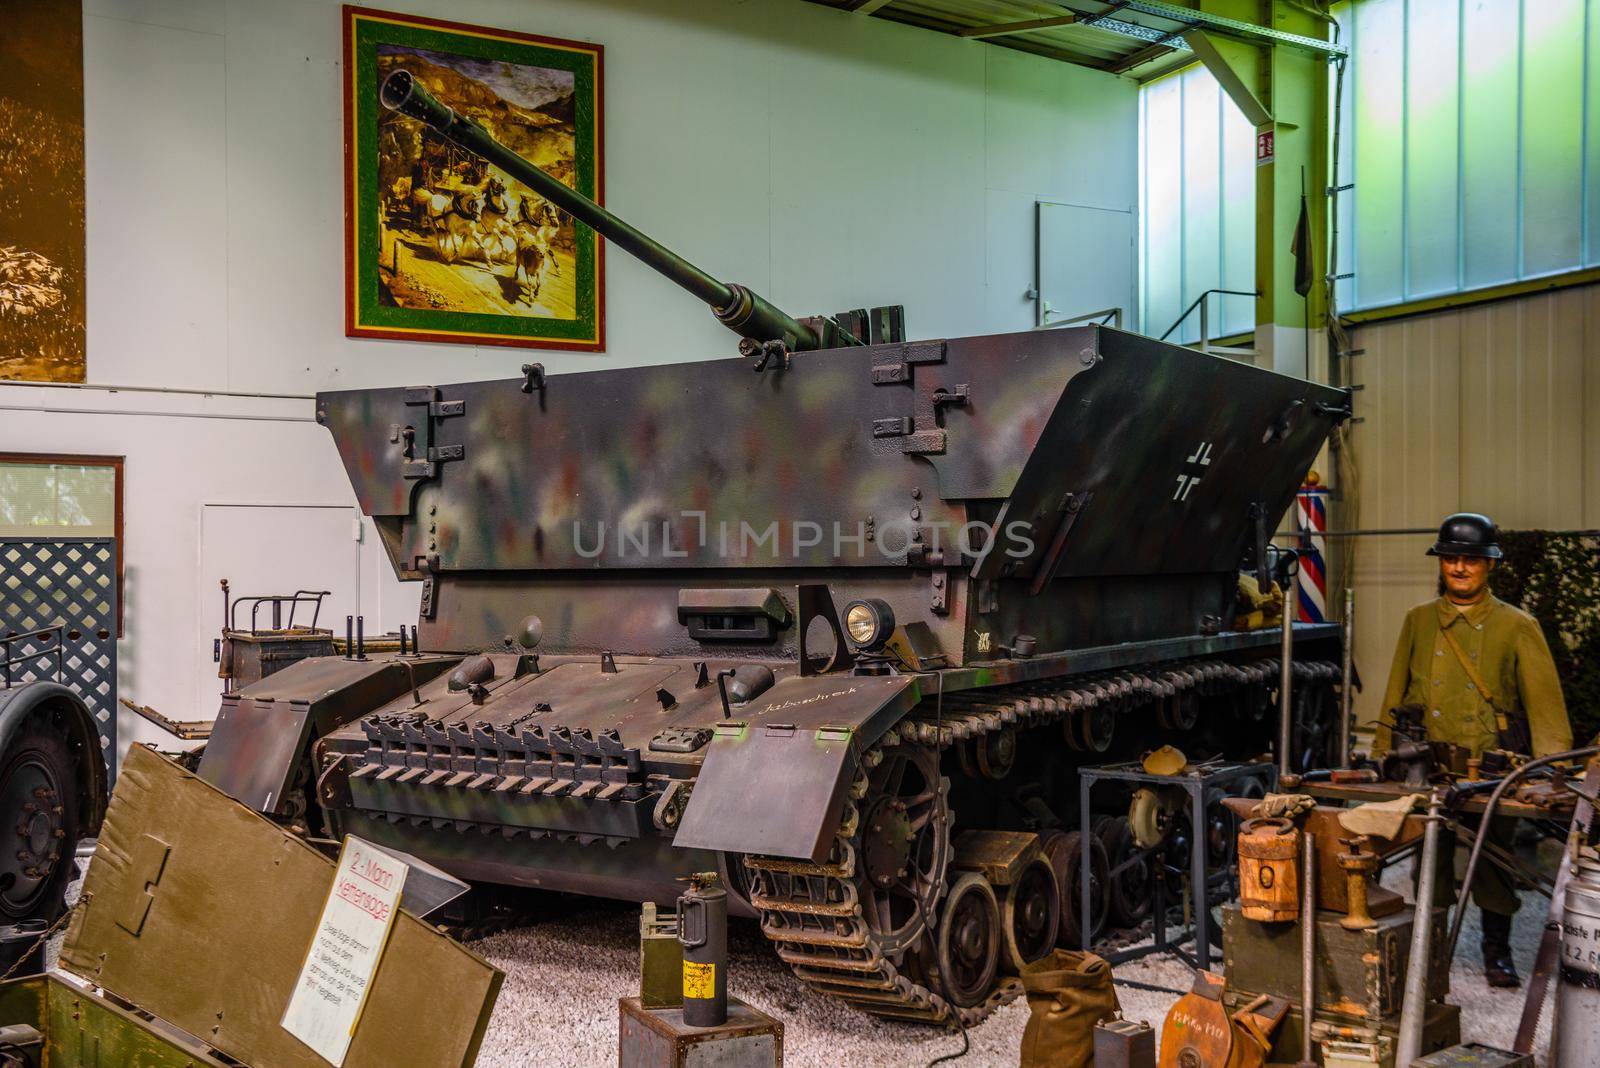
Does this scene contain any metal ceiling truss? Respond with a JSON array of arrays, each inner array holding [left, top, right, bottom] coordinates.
[[1057, 3, 1344, 60], [1111, 1, 1345, 57], [844, 2, 1344, 70]]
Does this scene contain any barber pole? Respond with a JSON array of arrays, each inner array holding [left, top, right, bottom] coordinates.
[[1296, 473, 1329, 623]]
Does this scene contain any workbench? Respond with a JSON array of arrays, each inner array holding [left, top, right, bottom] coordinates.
[[1296, 779, 1576, 822], [1295, 778, 1575, 900]]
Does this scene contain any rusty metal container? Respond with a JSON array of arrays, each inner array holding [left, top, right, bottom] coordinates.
[[1221, 903, 1450, 1024], [1238, 817, 1301, 922], [220, 628, 336, 691], [1555, 860, 1600, 1064], [1093, 1016, 1156, 1067], [618, 997, 782, 1068]]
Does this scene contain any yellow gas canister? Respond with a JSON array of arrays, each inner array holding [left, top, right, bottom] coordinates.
[[1238, 817, 1300, 922]]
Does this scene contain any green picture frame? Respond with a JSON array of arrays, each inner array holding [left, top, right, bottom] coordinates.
[[344, 6, 604, 350]]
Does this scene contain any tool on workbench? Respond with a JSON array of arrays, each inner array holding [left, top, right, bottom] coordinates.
[[1336, 837, 1380, 930]]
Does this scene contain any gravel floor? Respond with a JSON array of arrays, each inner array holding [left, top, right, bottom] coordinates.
[[44, 849, 1552, 1066], [470, 871, 1552, 1068]]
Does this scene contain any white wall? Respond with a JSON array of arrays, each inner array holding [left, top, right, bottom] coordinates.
[[0, 0, 1137, 749]]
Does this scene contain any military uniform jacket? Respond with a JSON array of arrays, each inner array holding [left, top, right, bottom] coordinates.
[[1379, 594, 1572, 757]]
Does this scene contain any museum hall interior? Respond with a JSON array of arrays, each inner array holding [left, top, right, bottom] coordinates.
[[2, 1, 1599, 1065]]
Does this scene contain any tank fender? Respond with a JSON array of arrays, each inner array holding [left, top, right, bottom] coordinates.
[[673, 674, 924, 863], [0, 681, 110, 835]]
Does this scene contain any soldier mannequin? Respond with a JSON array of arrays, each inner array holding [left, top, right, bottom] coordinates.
[[1377, 513, 1572, 988]]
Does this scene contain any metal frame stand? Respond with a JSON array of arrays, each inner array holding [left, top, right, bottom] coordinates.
[[1080, 759, 1278, 968]]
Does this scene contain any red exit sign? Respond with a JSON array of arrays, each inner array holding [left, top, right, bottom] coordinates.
[[1256, 129, 1275, 167]]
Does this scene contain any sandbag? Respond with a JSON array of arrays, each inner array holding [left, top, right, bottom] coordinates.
[[1018, 949, 1119, 1068]]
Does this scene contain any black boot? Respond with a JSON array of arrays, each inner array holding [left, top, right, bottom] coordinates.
[[1480, 910, 1521, 989]]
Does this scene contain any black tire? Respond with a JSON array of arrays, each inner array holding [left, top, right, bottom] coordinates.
[[0, 724, 81, 924], [1042, 829, 1109, 949], [1097, 815, 1152, 929]]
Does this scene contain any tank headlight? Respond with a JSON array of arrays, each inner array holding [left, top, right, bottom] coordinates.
[[843, 599, 894, 651]]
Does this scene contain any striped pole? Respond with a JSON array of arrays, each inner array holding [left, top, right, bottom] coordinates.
[[1295, 473, 1329, 624]]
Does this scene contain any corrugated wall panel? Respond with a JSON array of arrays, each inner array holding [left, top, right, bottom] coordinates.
[[1349, 283, 1600, 727]]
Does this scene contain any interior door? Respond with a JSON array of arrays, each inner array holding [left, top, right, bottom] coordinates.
[[1034, 200, 1135, 329], [196, 503, 361, 714]]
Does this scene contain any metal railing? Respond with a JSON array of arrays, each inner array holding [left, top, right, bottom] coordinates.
[[2, 625, 65, 688], [1158, 288, 1259, 352], [228, 590, 331, 634], [1036, 306, 1123, 330]]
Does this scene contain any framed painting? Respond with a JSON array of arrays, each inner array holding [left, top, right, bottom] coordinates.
[[344, 6, 604, 350], [0, 0, 86, 382]]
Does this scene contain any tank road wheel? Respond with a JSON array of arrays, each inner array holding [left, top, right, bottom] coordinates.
[[1197, 788, 1237, 873], [858, 745, 949, 954], [974, 729, 1016, 780], [920, 872, 1001, 1008], [1001, 856, 1060, 972], [1097, 815, 1152, 929], [1077, 700, 1116, 753], [1290, 681, 1337, 773], [1237, 681, 1271, 725], [1163, 789, 1236, 894], [1039, 829, 1109, 949], [956, 740, 978, 779], [0, 726, 79, 924], [1159, 691, 1199, 732]]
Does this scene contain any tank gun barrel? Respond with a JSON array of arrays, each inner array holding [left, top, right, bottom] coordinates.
[[380, 69, 829, 352]]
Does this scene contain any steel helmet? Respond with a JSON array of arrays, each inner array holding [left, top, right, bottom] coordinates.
[[1426, 513, 1502, 559]]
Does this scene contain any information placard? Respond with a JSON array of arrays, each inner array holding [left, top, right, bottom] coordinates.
[[282, 838, 409, 1065]]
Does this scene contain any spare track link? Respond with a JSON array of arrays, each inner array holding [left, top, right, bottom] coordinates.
[[742, 656, 1340, 1027]]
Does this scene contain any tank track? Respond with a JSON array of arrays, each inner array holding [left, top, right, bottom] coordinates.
[[742, 656, 1340, 1026]]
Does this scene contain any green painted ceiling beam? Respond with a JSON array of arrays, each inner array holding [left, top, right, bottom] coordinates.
[[1186, 1, 1331, 372], [1116, 0, 1346, 56]]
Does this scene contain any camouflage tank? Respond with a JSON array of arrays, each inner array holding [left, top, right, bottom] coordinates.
[[196, 70, 1351, 1025]]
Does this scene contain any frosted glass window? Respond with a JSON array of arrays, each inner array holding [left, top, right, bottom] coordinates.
[[1333, 0, 1598, 311], [0, 461, 117, 537], [1138, 64, 1256, 343]]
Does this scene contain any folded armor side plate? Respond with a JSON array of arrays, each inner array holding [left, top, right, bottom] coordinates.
[[62, 745, 502, 1068], [197, 655, 455, 814], [672, 673, 923, 863]]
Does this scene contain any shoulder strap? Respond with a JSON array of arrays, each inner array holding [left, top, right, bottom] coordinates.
[[1440, 623, 1496, 707]]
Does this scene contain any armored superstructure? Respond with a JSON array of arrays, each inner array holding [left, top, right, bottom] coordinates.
[[196, 70, 1351, 1024]]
